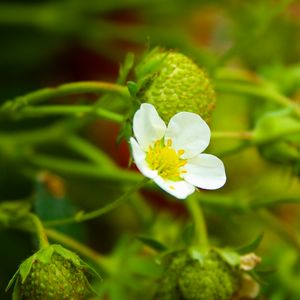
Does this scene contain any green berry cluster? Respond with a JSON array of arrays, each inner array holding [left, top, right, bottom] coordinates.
[[137, 49, 216, 123], [155, 250, 240, 300]]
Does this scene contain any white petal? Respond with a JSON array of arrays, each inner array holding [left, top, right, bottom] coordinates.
[[133, 103, 166, 151], [183, 154, 226, 190], [165, 112, 210, 159], [130, 138, 158, 179], [153, 176, 195, 199]]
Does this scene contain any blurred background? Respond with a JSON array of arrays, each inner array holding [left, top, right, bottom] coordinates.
[[1, 0, 300, 299]]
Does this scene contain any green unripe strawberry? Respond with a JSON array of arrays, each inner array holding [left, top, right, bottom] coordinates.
[[178, 252, 240, 300], [136, 49, 216, 123], [7, 244, 98, 300], [20, 253, 88, 299], [155, 249, 241, 300], [254, 110, 300, 174]]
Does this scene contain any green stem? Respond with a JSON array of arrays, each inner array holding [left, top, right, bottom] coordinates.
[[29, 213, 49, 249], [0, 81, 128, 115], [45, 178, 149, 227], [186, 194, 209, 252], [64, 135, 118, 168], [45, 229, 113, 271], [18, 105, 123, 123], [215, 81, 300, 117], [27, 153, 143, 183]]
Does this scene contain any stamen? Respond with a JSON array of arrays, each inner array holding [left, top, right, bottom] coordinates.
[[178, 149, 185, 156], [145, 139, 187, 180]]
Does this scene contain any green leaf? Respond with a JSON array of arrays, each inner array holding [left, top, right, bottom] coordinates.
[[19, 254, 36, 283], [34, 180, 84, 240], [236, 233, 264, 255], [136, 235, 167, 252]]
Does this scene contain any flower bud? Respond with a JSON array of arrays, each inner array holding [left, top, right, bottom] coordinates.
[[7, 244, 96, 300], [254, 110, 300, 172], [136, 49, 216, 123]]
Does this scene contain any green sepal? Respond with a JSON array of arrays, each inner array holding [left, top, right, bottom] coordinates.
[[52, 244, 81, 266], [136, 235, 168, 252], [37, 246, 54, 264], [117, 118, 133, 145], [127, 81, 139, 97], [216, 248, 240, 267], [19, 254, 36, 283], [6, 268, 21, 292], [188, 246, 205, 263], [135, 47, 167, 80], [79, 258, 102, 282], [235, 233, 264, 255], [118, 53, 134, 84], [12, 278, 21, 300]]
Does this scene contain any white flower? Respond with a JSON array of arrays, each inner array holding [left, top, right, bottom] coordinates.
[[130, 103, 226, 199]]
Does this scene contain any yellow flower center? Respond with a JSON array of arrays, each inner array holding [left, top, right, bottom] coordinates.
[[145, 139, 187, 180]]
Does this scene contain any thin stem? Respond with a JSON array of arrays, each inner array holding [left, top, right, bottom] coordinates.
[[211, 131, 254, 140], [29, 213, 49, 249], [65, 135, 117, 168], [45, 178, 149, 227], [18, 105, 123, 123], [186, 194, 209, 252], [215, 81, 300, 117], [27, 153, 143, 183], [45, 229, 112, 270], [0, 81, 128, 115], [0, 121, 68, 146]]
